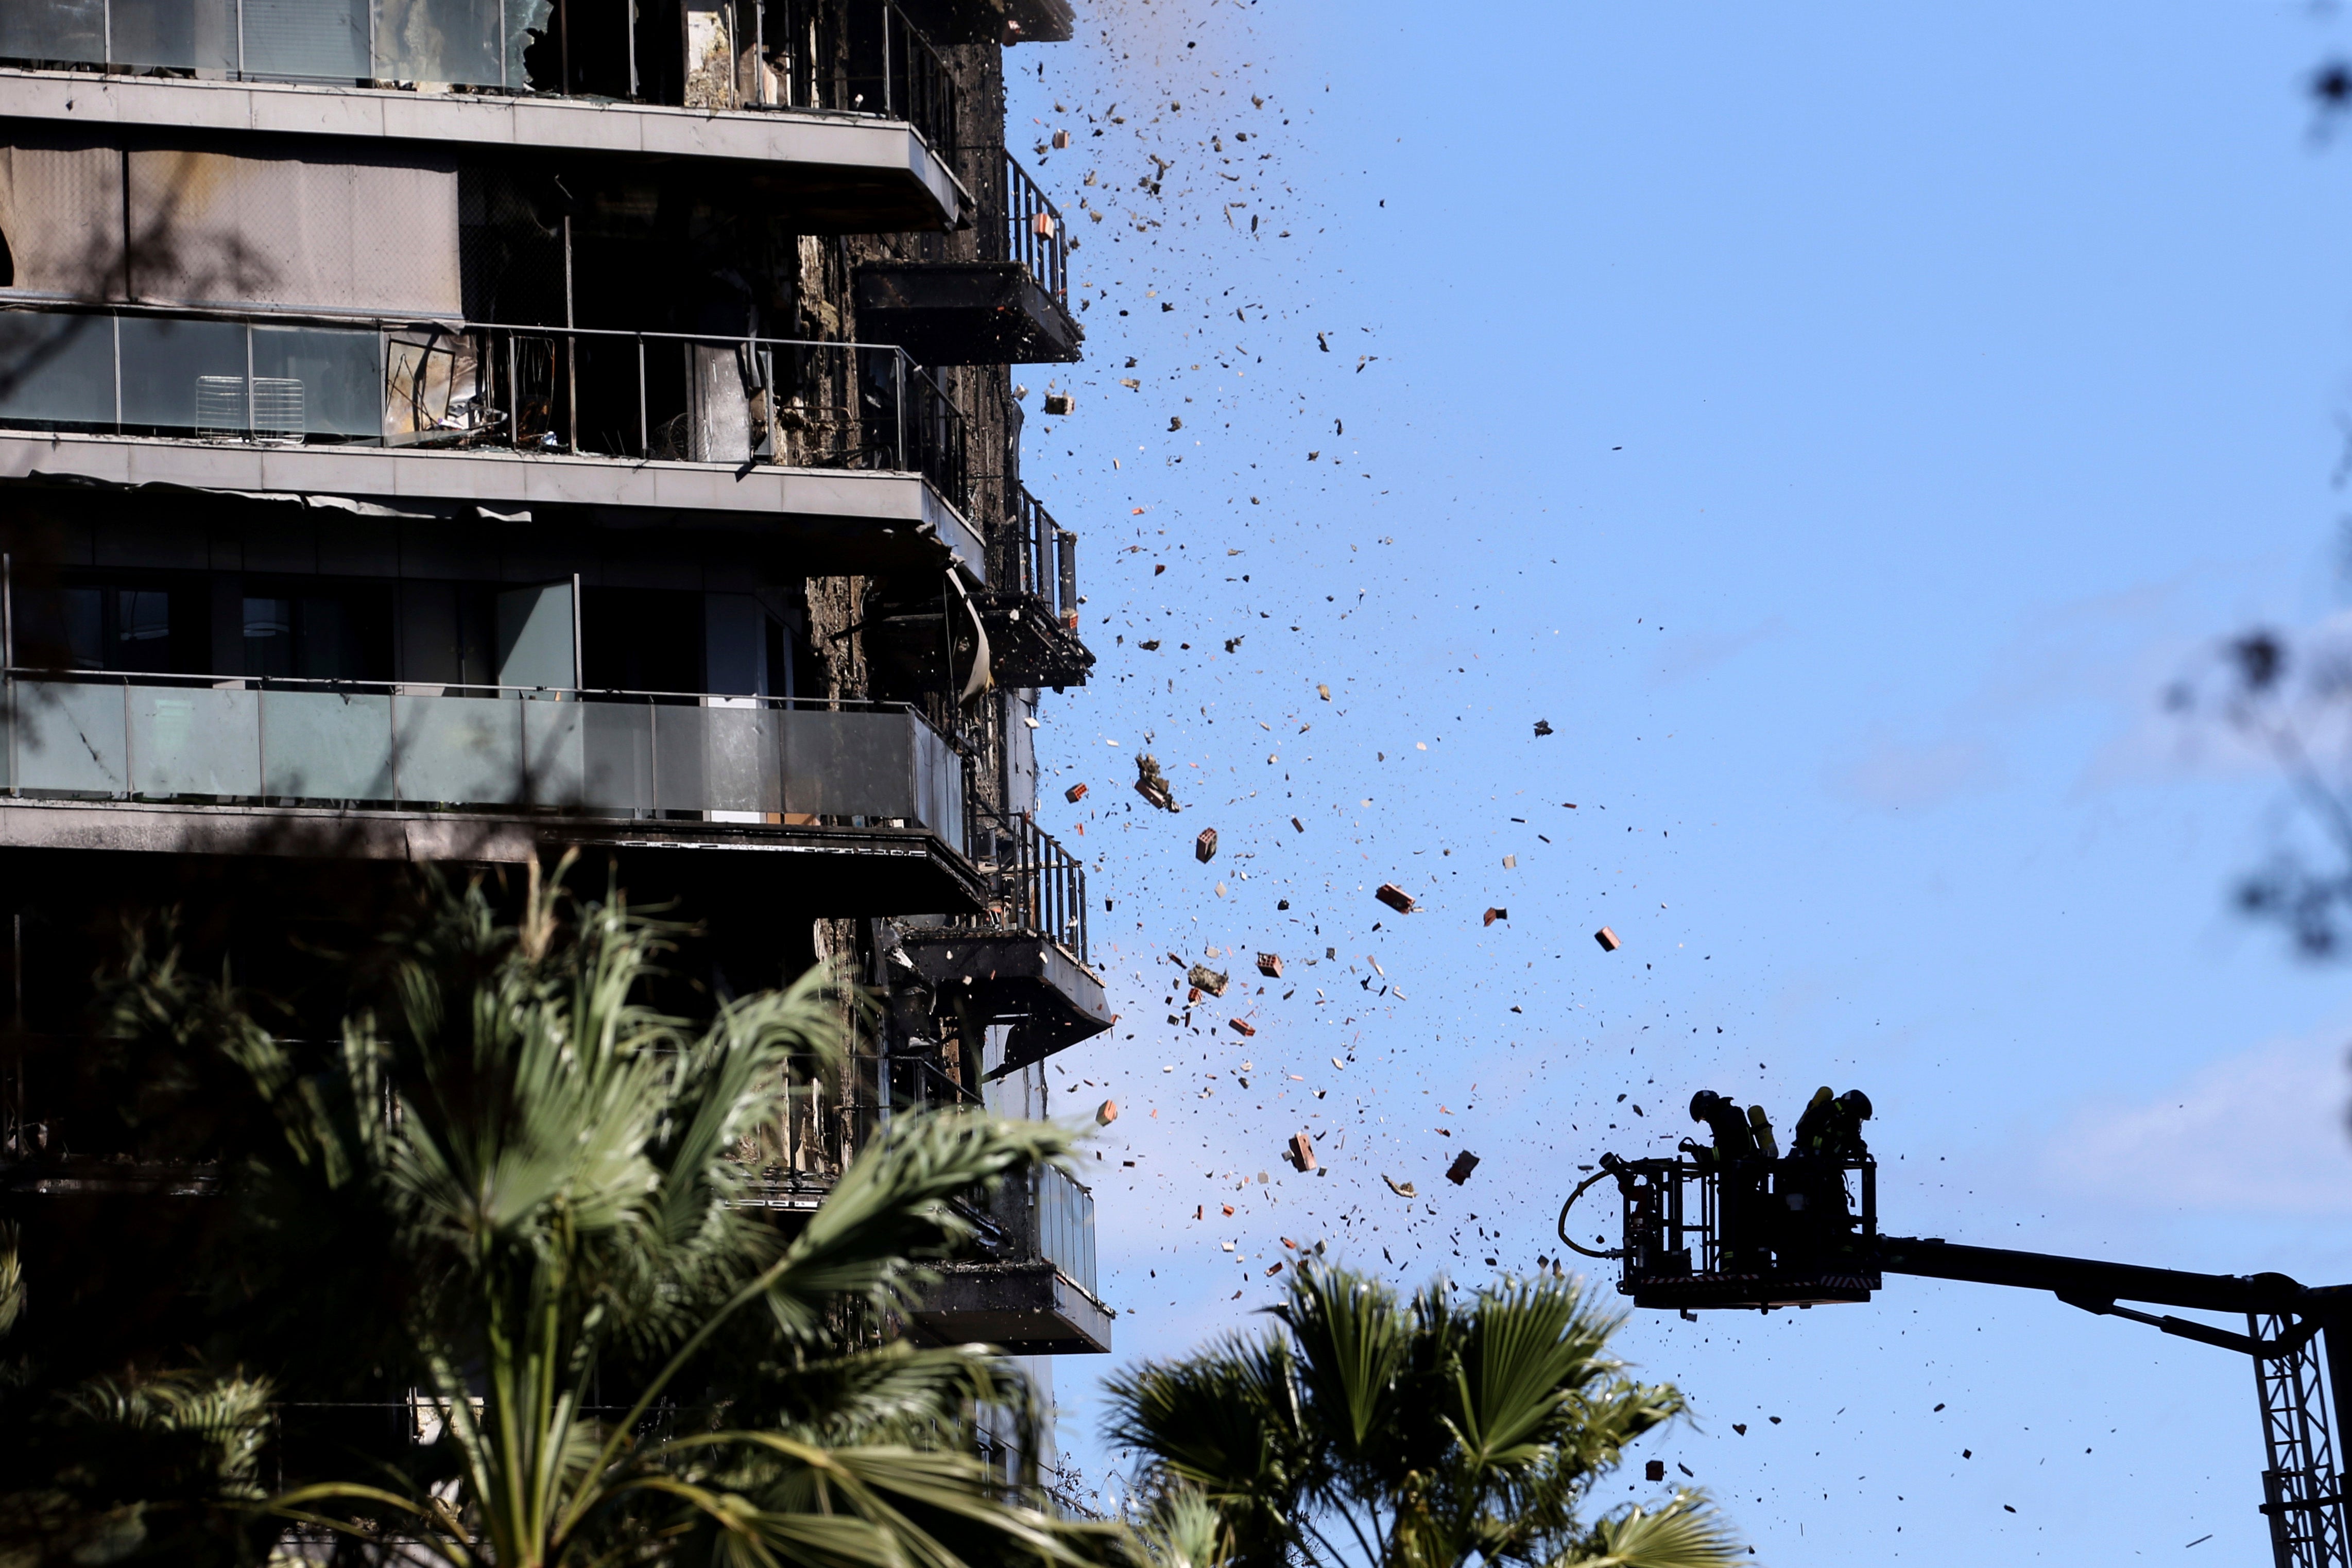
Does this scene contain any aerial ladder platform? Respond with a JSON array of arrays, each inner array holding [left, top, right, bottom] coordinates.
[[1560, 1106, 2352, 1568]]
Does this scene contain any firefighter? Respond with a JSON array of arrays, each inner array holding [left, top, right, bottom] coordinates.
[[1688, 1091, 1773, 1272], [1687, 1090, 1757, 1167]]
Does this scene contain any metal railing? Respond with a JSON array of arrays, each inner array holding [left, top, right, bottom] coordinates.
[[0, 0, 961, 156], [0, 303, 970, 509], [989, 152, 1069, 305], [1034, 1164, 1095, 1296], [0, 669, 966, 852], [961, 808, 1087, 964], [995, 485, 1079, 628]]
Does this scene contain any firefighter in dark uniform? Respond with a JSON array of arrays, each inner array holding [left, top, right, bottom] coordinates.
[[1781, 1088, 1874, 1270], [1686, 1091, 1774, 1272]]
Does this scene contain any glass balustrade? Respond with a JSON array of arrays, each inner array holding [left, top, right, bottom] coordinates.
[[1033, 1164, 1096, 1297], [0, 675, 966, 853]]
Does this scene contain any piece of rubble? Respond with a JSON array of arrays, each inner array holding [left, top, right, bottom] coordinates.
[[1503, 854, 1517, 869], [1187, 963, 1229, 997], [1096, 1099, 1119, 1126], [1229, 1018, 1257, 1037], [1317, 683, 1331, 701], [1291, 816, 1306, 832], [1052, 128, 1071, 148], [1043, 392, 1074, 415], [1483, 908, 1508, 926], [1135, 754, 1179, 812], [1186, 986, 1201, 1004], [1534, 719, 1554, 737], [1286, 1130, 1318, 1172], [1381, 1173, 1417, 1198], [1644, 1460, 1666, 1483], [1196, 827, 1219, 863], [1594, 926, 1621, 952], [1065, 782, 1089, 803], [1445, 1150, 1481, 1185], [1257, 952, 1283, 978], [1375, 883, 1416, 914]]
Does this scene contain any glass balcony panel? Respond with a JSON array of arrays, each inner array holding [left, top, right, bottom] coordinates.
[[375, 0, 503, 88], [914, 721, 963, 853], [250, 325, 381, 443], [782, 710, 915, 821], [0, 3, 108, 65], [0, 314, 117, 431], [109, 0, 238, 73], [519, 698, 586, 808], [651, 703, 785, 817], [261, 688, 392, 800], [118, 316, 246, 435], [579, 701, 655, 814], [1034, 1166, 1096, 1296], [241, 0, 369, 79], [131, 685, 258, 797], [391, 693, 520, 806], [12, 680, 128, 795]]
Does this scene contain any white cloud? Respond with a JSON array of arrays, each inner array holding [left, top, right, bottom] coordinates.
[[2039, 1028, 2352, 1216]]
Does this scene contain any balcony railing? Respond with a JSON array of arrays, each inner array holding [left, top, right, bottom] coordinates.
[[962, 808, 1086, 964], [1034, 1164, 1095, 1296], [0, 303, 969, 509], [987, 152, 1068, 305], [996, 485, 1079, 629], [0, 0, 960, 156], [1, 670, 967, 853]]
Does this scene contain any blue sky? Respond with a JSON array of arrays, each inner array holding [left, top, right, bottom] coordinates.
[[1002, 4, 2352, 1559]]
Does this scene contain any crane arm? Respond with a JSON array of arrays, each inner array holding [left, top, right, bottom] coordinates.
[[1879, 1235, 2308, 1317]]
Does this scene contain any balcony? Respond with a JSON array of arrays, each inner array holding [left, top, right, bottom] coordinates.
[[897, 809, 1106, 1074], [911, 1163, 1110, 1354], [0, 304, 986, 578], [0, 0, 964, 229], [977, 485, 1091, 690], [853, 154, 1082, 366], [0, 670, 982, 910]]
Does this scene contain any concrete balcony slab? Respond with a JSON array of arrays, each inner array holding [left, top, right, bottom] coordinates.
[[0, 433, 987, 579], [0, 68, 962, 230]]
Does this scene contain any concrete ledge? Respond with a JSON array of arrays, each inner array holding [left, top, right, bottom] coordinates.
[[0, 433, 987, 579], [0, 68, 962, 229], [0, 798, 988, 913], [910, 1260, 1112, 1355]]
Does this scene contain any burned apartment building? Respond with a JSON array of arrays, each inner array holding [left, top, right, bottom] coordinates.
[[0, 0, 1109, 1449]]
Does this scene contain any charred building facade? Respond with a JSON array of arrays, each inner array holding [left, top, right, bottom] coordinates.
[[0, 0, 1108, 1415]]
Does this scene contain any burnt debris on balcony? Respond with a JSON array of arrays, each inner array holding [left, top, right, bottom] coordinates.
[[977, 484, 1091, 690], [853, 153, 1081, 366]]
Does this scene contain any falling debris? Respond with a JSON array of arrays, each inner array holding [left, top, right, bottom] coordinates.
[[1256, 952, 1284, 978], [1445, 1150, 1481, 1185], [1229, 1017, 1257, 1037], [1502, 855, 1517, 869], [1064, 782, 1089, 804], [1285, 1130, 1318, 1171], [1483, 908, 1507, 926], [1135, 754, 1179, 812], [1644, 1460, 1666, 1483], [1317, 683, 1331, 701], [1291, 816, 1306, 832], [1375, 883, 1416, 914], [1043, 392, 1074, 416], [1381, 1174, 1417, 1198], [1096, 1099, 1119, 1126], [1187, 963, 1230, 997], [1196, 827, 1220, 863], [1594, 926, 1622, 952], [1533, 719, 1554, 737]]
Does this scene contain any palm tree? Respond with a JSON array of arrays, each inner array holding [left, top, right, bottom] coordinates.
[[1, 858, 1120, 1568], [1104, 1266, 1741, 1568]]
